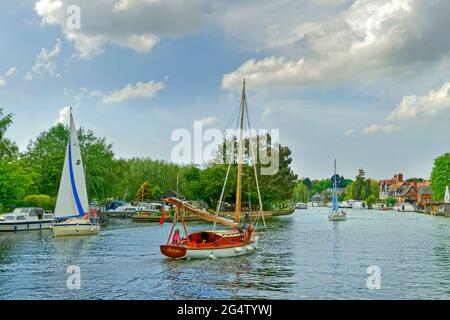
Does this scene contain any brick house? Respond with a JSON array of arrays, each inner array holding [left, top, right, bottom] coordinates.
[[396, 184, 417, 204], [379, 173, 404, 199]]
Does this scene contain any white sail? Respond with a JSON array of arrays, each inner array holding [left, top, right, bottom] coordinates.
[[54, 112, 89, 218]]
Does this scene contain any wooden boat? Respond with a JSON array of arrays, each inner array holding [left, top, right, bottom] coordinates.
[[160, 80, 266, 260], [328, 159, 347, 222], [51, 109, 100, 236]]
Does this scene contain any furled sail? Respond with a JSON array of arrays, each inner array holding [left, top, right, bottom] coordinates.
[[54, 111, 89, 218], [163, 197, 238, 228]]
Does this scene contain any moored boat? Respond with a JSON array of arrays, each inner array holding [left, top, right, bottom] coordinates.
[[0, 208, 53, 232], [51, 109, 100, 236], [295, 203, 308, 210]]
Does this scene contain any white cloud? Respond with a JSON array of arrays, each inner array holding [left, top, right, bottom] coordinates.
[[4, 67, 17, 78], [34, 0, 211, 59], [26, 38, 61, 80], [363, 124, 402, 134], [102, 80, 166, 104], [222, 0, 450, 91], [200, 116, 218, 127], [388, 83, 450, 120], [345, 128, 355, 135], [56, 106, 71, 124], [0, 67, 18, 87]]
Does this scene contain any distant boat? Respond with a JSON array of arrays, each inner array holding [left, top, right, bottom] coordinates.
[[51, 109, 100, 236], [397, 203, 415, 212], [308, 202, 319, 207], [295, 203, 307, 210], [329, 159, 347, 221], [352, 201, 368, 209], [0, 208, 53, 232]]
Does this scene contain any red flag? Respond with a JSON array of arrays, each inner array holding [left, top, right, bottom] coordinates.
[[159, 209, 165, 225]]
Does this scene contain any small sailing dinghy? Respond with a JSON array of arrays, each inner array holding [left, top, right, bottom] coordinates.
[[328, 159, 347, 222], [51, 109, 100, 236], [160, 79, 266, 260]]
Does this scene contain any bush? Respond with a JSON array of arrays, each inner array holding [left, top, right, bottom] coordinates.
[[21, 194, 56, 211], [365, 195, 377, 209], [384, 197, 396, 207]]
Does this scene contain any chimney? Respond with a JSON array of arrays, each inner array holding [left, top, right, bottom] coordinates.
[[398, 173, 403, 182], [413, 178, 417, 190]]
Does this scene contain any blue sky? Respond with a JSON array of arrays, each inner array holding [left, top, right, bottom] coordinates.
[[1, 0, 449, 180]]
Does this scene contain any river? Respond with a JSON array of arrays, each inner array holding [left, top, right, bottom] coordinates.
[[1, 208, 450, 299]]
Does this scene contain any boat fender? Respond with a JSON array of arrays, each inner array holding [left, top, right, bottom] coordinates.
[[234, 247, 243, 253], [209, 253, 217, 259]]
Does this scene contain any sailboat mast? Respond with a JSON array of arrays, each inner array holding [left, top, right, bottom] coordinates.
[[235, 79, 246, 223]]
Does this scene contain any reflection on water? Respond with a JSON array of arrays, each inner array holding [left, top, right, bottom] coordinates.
[[1, 208, 450, 299]]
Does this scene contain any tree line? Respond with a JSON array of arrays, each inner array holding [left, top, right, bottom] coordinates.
[[0, 108, 298, 212]]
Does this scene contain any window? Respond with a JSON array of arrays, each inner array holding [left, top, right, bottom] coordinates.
[[5, 216, 15, 221], [16, 216, 26, 221]]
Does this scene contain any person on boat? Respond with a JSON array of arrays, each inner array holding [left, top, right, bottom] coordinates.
[[172, 229, 181, 244]]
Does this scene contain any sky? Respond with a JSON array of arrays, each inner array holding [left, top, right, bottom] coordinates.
[[0, 0, 449, 180]]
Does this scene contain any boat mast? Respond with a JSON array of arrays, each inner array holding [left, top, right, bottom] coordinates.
[[235, 79, 246, 224]]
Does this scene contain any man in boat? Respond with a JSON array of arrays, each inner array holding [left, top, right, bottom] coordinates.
[[238, 224, 253, 242], [172, 229, 181, 244]]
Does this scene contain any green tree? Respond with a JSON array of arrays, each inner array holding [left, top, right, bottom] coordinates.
[[22, 194, 56, 211], [24, 123, 115, 201], [365, 194, 377, 208], [0, 158, 33, 210], [431, 153, 450, 202], [385, 197, 396, 207], [135, 181, 153, 202], [0, 108, 18, 159], [292, 181, 309, 203]]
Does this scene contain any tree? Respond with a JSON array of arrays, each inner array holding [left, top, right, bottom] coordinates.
[[431, 153, 450, 202], [22, 194, 56, 211], [0, 108, 18, 159], [292, 181, 309, 203], [365, 195, 377, 208], [385, 197, 396, 207], [135, 181, 153, 202], [0, 158, 33, 210], [302, 177, 312, 190], [24, 123, 115, 201]]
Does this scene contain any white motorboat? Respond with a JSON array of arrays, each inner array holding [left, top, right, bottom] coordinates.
[[295, 202, 307, 210], [352, 201, 368, 209], [397, 203, 415, 212], [0, 208, 53, 232], [51, 109, 100, 236]]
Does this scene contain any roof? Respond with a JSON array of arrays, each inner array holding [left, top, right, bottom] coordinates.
[[397, 185, 416, 197], [418, 186, 431, 195], [379, 179, 394, 186], [390, 182, 405, 192]]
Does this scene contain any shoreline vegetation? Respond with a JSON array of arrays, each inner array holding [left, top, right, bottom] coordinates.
[[1, 108, 449, 216], [0, 108, 297, 214]]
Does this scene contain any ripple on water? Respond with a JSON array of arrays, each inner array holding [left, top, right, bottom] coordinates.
[[1, 209, 450, 299]]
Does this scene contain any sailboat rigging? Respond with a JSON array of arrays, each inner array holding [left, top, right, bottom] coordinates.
[[328, 159, 347, 221], [160, 79, 264, 259]]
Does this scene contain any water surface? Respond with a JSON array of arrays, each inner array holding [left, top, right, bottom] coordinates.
[[1, 208, 450, 299]]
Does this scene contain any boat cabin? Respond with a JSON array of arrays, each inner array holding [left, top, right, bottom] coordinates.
[[0, 207, 53, 222]]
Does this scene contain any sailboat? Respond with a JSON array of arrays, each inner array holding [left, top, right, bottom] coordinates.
[[328, 159, 347, 221], [51, 109, 100, 236], [160, 79, 265, 259]]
